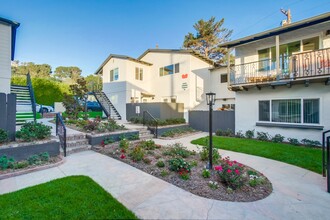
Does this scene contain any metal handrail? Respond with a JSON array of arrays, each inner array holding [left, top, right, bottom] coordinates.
[[143, 111, 158, 138], [322, 130, 330, 177], [26, 73, 37, 122], [327, 136, 330, 193], [56, 113, 67, 157]]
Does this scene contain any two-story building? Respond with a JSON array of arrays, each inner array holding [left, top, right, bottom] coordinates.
[[0, 17, 20, 94], [220, 12, 330, 142], [95, 49, 235, 120]]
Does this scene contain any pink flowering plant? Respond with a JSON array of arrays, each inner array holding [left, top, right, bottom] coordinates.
[[216, 156, 245, 189]]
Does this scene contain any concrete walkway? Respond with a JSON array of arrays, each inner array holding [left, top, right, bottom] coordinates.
[[1, 133, 330, 219]]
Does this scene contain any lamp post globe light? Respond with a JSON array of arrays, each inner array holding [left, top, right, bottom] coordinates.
[[206, 92, 216, 170]]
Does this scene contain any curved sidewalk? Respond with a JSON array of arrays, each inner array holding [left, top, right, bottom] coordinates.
[[0, 133, 329, 219]]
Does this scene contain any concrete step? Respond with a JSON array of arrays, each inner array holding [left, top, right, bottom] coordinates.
[[66, 134, 86, 141], [66, 139, 89, 148], [60, 145, 91, 155], [139, 134, 155, 140]]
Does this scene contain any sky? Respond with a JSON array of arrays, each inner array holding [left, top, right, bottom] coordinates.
[[1, 0, 329, 76]]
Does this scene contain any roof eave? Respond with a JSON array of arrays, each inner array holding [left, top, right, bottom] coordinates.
[[220, 12, 330, 48]]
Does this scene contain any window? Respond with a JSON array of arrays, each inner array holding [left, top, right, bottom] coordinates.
[[220, 74, 228, 83], [175, 63, 180, 73], [259, 101, 270, 121], [303, 37, 319, 52], [110, 68, 119, 82], [159, 63, 179, 76], [258, 99, 319, 124], [135, 67, 143, 80]]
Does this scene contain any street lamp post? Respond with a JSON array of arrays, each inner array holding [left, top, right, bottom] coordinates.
[[206, 92, 216, 170]]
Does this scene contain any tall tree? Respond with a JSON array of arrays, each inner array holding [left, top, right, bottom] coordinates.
[[183, 17, 233, 63], [85, 74, 102, 92], [11, 62, 52, 78], [54, 66, 82, 82]]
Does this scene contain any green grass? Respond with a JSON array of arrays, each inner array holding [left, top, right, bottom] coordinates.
[[0, 176, 138, 219], [192, 136, 322, 174]]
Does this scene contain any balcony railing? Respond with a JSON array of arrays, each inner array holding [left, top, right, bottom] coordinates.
[[230, 48, 330, 86]]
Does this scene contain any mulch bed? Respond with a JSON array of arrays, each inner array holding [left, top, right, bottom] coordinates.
[[96, 142, 273, 202]]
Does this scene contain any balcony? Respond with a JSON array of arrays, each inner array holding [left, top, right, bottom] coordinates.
[[229, 48, 330, 90]]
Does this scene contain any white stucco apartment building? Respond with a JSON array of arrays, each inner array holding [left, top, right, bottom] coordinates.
[[0, 17, 19, 94], [220, 12, 330, 142], [95, 49, 235, 120]]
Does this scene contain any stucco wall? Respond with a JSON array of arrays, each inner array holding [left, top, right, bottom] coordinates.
[[0, 23, 11, 94], [234, 23, 329, 64], [235, 83, 330, 142]]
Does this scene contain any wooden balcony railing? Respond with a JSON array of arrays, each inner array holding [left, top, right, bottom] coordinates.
[[229, 48, 330, 86]]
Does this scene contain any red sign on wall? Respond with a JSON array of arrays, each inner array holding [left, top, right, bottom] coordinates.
[[182, 73, 188, 79]]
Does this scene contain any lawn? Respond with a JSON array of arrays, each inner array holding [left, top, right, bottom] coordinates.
[[191, 136, 323, 174], [0, 175, 138, 219]]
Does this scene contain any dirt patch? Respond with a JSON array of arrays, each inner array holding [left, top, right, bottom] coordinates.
[[96, 142, 273, 202]]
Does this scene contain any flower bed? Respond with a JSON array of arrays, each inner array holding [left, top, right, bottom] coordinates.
[[64, 118, 126, 134], [0, 152, 62, 179], [96, 140, 272, 202], [158, 125, 199, 139], [86, 130, 139, 146]]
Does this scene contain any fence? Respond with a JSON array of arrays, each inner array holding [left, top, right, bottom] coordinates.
[[189, 110, 235, 132], [0, 93, 16, 141], [126, 102, 184, 120]]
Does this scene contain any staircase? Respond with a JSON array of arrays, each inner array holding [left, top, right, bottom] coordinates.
[[10, 84, 34, 125], [93, 91, 121, 120], [62, 134, 91, 155], [138, 127, 155, 140]]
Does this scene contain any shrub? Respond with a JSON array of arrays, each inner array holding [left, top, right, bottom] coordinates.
[[27, 155, 41, 165], [161, 127, 194, 137], [143, 157, 152, 164], [15, 161, 29, 169], [160, 170, 169, 177], [288, 137, 300, 146], [178, 168, 190, 180], [139, 140, 156, 150], [164, 143, 191, 158], [168, 158, 191, 173], [208, 181, 219, 190], [129, 146, 145, 162], [272, 134, 285, 143], [129, 117, 143, 124], [245, 129, 255, 139], [248, 171, 266, 187], [0, 155, 15, 170], [119, 139, 130, 150], [256, 131, 270, 141], [216, 156, 245, 189], [16, 122, 51, 142], [83, 119, 100, 131], [301, 139, 321, 148], [202, 169, 210, 178], [103, 137, 115, 145], [39, 152, 50, 162], [190, 160, 198, 167], [235, 130, 245, 138], [199, 145, 221, 164], [0, 129, 8, 143], [156, 160, 165, 168], [215, 129, 233, 137]]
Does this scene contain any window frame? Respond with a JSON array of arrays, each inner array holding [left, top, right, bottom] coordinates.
[[258, 98, 321, 125], [110, 68, 119, 82], [159, 63, 180, 77], [220, 74, 228, 83], [135, 67, 143, 81]]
